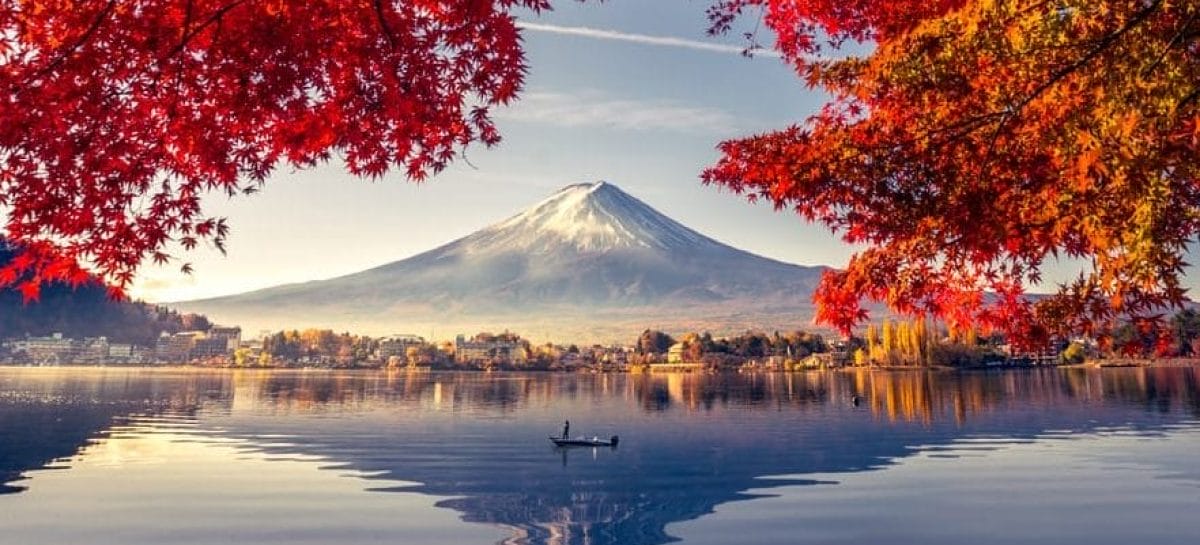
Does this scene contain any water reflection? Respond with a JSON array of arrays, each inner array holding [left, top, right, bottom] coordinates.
[[554, 444, 618, 467], [1, 413, 501, 545], [0, 369, 224, 494], [186, 367, 1200, 420], [1, 367, 1199, 545]]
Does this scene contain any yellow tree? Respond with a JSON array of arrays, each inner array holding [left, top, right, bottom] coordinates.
[[881, 320, 897, 365], [853, 348, 868, 367], [914, 318, 930, 366], [896, 320, 913, 365], [866, 324, 880, 365]]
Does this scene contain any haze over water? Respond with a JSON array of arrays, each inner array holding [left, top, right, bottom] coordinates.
[[1, 367, 1199, 545]]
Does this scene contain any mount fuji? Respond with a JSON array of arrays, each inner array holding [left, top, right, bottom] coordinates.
[[172, 182, 828, 341]]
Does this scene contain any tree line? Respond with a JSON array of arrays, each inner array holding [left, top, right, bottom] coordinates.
[[633, 329, 831, 366], [250, 329, 380, 366], [1, 241, 217, 345]]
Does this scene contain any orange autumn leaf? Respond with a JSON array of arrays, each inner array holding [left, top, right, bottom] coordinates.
[[704, 0, 1200, 343]]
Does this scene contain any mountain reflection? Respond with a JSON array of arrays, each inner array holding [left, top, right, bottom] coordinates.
[[2, 367, 1199, 545]]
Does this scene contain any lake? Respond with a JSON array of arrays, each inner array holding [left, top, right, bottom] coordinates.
[[1, 367, 1198, 545]]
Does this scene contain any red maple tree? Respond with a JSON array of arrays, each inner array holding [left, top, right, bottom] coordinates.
[[1, 0, 547, 299]]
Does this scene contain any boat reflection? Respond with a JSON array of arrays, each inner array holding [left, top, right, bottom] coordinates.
[[554, 443, 618, 467]]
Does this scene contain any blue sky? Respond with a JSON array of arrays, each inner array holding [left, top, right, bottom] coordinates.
[[128, 0, 1117, 303], [129, 0, 841, 302]]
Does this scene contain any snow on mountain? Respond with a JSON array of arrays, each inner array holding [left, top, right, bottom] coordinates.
[[475, 181, 717, 253], [172, 181, 828, 341]]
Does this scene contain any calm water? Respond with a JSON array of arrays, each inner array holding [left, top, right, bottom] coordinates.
[[1, 367, 1199, 545]]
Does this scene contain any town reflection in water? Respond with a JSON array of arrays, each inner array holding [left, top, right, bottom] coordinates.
[[1, 367, 1199, 545], [208, 366, 1200, 419]]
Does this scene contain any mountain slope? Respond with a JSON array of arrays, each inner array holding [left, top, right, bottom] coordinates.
[[173, 182, 827, 341]]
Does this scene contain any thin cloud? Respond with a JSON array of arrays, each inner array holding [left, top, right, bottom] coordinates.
[[129, 273, 197, 301], [516, 21, 782, 58], [495, 91, 757, 134]]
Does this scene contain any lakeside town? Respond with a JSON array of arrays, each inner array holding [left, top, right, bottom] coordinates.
[[0, 326, 832, 370], [8, 308, 1200, 371]]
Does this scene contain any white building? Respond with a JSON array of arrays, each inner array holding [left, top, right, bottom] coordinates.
[[11, 333, 76, 364], [77, 337, 110, 362], [208, 327, 243, 352], [455, 334, 527, 365], [378, 334, 426, 359], [667, 343, 685, 363], [108, 343, 135, 358]]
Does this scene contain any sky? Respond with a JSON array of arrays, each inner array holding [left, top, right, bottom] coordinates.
[[126, 0, 1111, 303], [127, 0, 836, 302]]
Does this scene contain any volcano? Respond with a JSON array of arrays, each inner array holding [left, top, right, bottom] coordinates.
[[173, 182, 827, 341]]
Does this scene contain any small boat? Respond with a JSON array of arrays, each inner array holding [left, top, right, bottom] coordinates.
[[549, 435, 619, 447]]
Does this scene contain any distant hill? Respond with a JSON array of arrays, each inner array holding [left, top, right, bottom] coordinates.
[[0, 242, 212, 344], [172, 181, 829, 342]]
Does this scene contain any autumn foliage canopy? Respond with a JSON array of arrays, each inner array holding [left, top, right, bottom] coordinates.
[[703, 0, 1200, 343], [0, 0, 546, 299], [3, 0, 1200, 343]]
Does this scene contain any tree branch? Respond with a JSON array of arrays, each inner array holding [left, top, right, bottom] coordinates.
[[373, 0, 398, 49], [16, 0, 116, 93], [1008, 0, 1162, 120], [160, 0, 249, 62], [168, 0, 197, 117], [1177, 84, 1200, 112], [985, 0, 1164, 156], [1142, 6, 1199, 77]]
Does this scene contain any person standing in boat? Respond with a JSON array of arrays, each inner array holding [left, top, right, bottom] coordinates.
[[562, 420, 570, 439]]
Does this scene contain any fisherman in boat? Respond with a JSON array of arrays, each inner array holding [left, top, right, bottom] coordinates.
[[562, 420, 570, 439]]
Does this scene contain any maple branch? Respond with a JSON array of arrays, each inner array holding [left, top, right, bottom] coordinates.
[[917, 3, 1165, 156], [1142, 7, 1199, 77], [179, 0, 196, 62], [161, 0, 249, 62], [15, 0, 116, 93], [1177, 84, 1200, 111], [373, 0, 398, 49], [984, 0, 1163, 156], [141, 0, 246, 114], [168, 0, 197, 118], [460, 150, 479, 171], [1007, 0, 1162, 119], [924, 110, 1008, 146]]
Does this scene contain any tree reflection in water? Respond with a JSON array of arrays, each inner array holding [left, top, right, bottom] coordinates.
[[1, 367, 1198, 545]]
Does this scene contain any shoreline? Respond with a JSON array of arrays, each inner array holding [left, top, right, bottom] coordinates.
[[4, 361, 1199, 374], [1073, 357, 1200, 369]]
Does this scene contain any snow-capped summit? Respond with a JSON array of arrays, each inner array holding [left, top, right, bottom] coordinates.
[[466, 181, 716, 254], [175, 182, 827, 341]]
